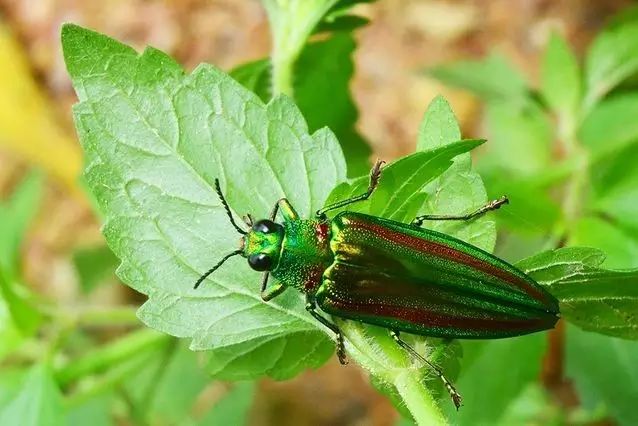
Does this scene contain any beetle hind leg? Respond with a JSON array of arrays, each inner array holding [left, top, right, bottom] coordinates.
[[390, 330, 462, 410], [412, 196, 509, 227], [306, 297, 348, 365]]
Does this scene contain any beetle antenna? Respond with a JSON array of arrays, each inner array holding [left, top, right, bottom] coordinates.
[[214, 179, 246, 235], [194, 249, 243, 289]]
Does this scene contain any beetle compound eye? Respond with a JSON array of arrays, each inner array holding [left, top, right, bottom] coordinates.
[[248, 253, 273, 271], [252, 219, 278, 234]]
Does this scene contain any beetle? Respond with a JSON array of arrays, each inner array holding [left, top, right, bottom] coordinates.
[[194, 160, 560, 409]]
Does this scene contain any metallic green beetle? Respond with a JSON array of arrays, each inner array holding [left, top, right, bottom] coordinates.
[[194, 161, 560, 409]]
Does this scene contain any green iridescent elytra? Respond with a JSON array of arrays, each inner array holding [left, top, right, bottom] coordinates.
[[195, 161, 560, 409]]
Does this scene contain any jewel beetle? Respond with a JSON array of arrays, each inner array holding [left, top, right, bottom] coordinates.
[[194, 160, 560, 409]]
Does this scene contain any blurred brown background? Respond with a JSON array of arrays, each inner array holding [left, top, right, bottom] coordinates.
[[0, 1, 632, 425]]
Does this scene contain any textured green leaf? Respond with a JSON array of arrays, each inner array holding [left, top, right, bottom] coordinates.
[[445, 334, 546, 425], [62, 24, 344, 380], [198, 382, 255, 426], [518, 247, 638, 339], [324, 139, 485, 220], [232, 34, 371, 177], [584, 21, 638, 108], [540, 33, 581, 118], [0, 364, 65, 426], [427, 54, 528, 102], [567, 325, 638, 426], [417, 96, 495, 252], [484, 101, 552, 175], [580, 93, 638, 156]]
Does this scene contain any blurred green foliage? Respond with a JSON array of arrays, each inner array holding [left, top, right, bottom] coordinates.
[[1, 1, 638, 425]]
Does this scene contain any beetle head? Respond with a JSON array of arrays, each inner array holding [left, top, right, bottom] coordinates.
[[242, 219, 284, 272]]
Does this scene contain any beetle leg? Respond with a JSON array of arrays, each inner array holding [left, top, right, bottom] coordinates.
[[390, 330, 462, 410], [306, 297, 348, 365], [412, 196, 509, 227], [269, 198, 299, 222], [316, 159, 385, 218], [260, 273, 287, 301]]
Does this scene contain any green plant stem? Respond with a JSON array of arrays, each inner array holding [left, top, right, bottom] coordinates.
[[395, 370, 448, 425], [262, 0, 339, 96], [55, 328, 170, 387], [64, 350, 155, 408], [271, 53, 296, 97], [339, 321, 448, 426]]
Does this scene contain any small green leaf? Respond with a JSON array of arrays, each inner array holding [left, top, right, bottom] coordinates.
[[0, 171, 43, 274], [480, 170, 561, 236], [567, 325, 638, 426], [325, 139, 486, 220], [72, 245, 120, 293], [229, 59, 270, 102], [0, 293, 22, 361], [484, 101, 552, 175], [295, 34, 371, 177], [427, 54, 528, 102], [198, 382, 255, 426], [232, 34, 372, 177], [416, 96, 461, 151], [0, 364, 66, 426], [517, 247, 638, 339], [145, 344, 209, 424], [446, 334, 546, 425], [590, 144, 638, 231], [540, 33, 581, 118], [569, 216, 638, 269], [584, 21, 638, 109], [580, 93, 638, 157], [417, 96, 495, 252], [62, 23, 344, 380], [66, 394, 113, 426]]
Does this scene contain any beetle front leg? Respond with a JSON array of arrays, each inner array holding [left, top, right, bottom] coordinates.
[[390, 330, 462, 410], [412, 196, 509, 227], [306, 296, 347, 365], [316, 159, 384, 218], [269, 198, 299, 222]]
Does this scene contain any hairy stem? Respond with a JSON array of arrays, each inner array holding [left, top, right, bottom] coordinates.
[[339, 321, 448, 426]]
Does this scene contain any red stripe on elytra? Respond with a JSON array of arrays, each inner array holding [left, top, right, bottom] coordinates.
[[332, 299, 554, 332], [347, 218, 550, 306]]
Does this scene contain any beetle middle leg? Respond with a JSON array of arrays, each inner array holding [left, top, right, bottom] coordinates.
[[306, 296, 347, 365], [412, 196, 509, 227], [390, 330, 462, 410], [316, 159, 385, 218]]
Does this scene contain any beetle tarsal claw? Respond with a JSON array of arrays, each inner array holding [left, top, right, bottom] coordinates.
[[336, 334, 348, 365]]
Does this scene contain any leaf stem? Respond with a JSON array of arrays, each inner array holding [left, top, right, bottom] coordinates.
[[339, 321, 448, 426], [394, 370, 448, 425], [55, 328, 170, 387], [63, 350, 155, 408]]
